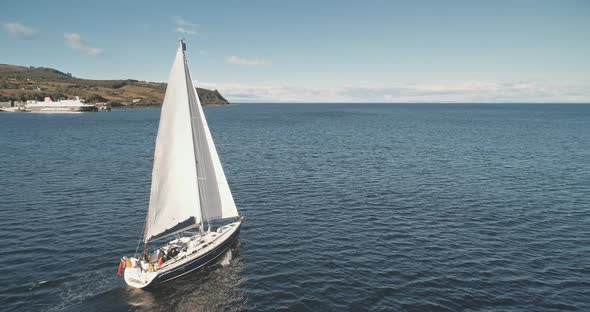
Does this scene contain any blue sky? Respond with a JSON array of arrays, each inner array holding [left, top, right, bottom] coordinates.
[[1, 0, 589, 102]]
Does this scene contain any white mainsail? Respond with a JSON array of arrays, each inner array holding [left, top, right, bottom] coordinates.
[[144, 41, 238, 242]]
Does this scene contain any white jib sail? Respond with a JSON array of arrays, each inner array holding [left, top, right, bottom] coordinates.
[[185, 58, 239, 222], [144, 44, 201, 242]]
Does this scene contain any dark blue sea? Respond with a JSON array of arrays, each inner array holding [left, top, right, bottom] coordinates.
[[0, 104, 589, 311]]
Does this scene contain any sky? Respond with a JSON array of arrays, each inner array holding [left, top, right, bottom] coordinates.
[[1, 0, 589, 103]]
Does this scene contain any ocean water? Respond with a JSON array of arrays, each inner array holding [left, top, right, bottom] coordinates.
[[0, 104, 589, 312]]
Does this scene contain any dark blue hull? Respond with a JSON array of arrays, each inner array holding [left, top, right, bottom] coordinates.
[[153, 222, 241, 286]]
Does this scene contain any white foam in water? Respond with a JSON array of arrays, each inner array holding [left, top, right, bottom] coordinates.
[[127, 288, 156, 307], [220, 250, 232, 266], [30, 280, 48, 290]]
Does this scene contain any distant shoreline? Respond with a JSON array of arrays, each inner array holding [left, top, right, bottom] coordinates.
[[111, 103, 235, 109], [0, 64, 231, 106]]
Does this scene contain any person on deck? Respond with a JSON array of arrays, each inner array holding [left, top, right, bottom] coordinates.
[[143, 249, 150, 262]]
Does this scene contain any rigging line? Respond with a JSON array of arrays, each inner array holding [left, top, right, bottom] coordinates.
[[134, 216, 147, 257]]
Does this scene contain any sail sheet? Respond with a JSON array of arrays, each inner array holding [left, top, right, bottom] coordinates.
[[185, 60, 240, 222], [144, 45, 201, 242]]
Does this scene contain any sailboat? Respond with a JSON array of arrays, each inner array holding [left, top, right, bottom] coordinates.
[[118, 40, 242, 289]]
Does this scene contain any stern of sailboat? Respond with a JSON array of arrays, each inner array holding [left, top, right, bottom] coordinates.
[[124, 267, 159, 289]]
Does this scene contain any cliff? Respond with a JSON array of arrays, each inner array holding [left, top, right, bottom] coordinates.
[[0, 64, 230, 106]]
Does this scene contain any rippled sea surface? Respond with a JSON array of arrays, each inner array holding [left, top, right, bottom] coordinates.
[[0, 104, 589, 312]]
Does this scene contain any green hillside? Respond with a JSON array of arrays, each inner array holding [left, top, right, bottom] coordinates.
[[0, 64, 230, 106]]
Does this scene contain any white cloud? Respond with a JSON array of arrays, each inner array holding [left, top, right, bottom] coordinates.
[[174, 17, 197, 27], [3, 22, 36, 38], [174, 17, 200, 36], [225, 56, 271, 66], [64, 33, 103, 56], [197, 81, 590, 103], [176, 27, 199, 36]]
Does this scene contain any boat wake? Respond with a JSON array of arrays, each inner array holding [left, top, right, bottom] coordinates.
[[48, 271, 117, 312]]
